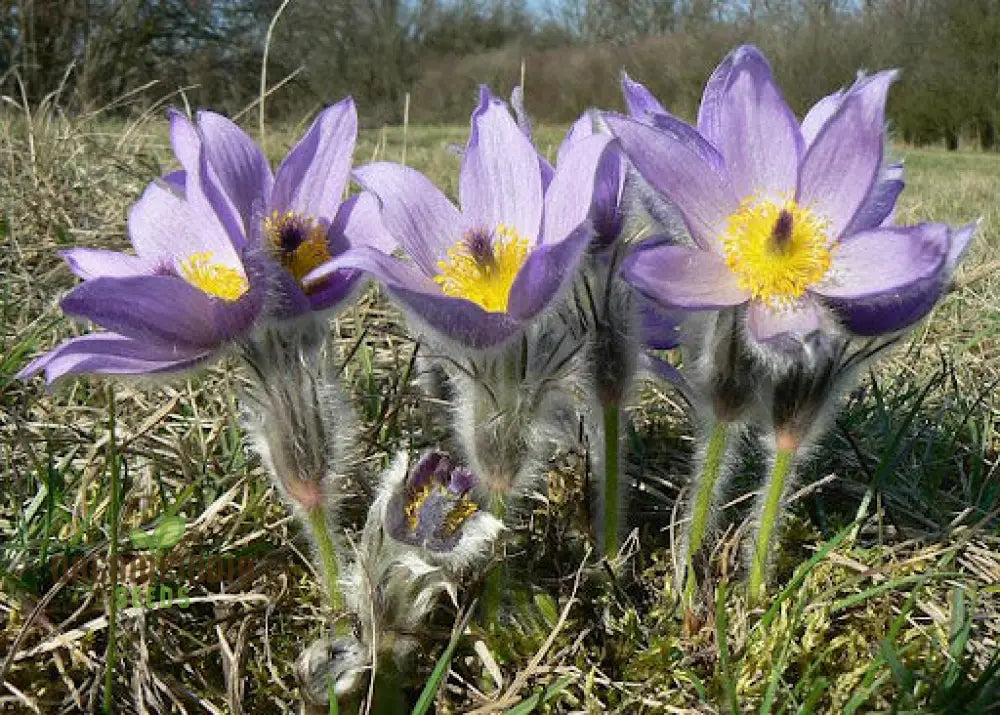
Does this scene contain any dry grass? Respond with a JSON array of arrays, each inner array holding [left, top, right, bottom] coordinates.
[[1, 104, 999, 714]]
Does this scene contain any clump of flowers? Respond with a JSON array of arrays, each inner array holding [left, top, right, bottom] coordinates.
[[315, 88, 609, 624], [15, 42, 986, 714], [608, 45, 978, 603], [19, 99, 398, 618]]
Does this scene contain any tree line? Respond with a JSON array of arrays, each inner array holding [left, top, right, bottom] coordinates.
[[2, 0, 998, 148]]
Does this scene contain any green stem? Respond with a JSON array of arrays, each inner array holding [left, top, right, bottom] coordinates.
[[602, 402, 621, 560], [371, 661, 408, 714], [684, 420, 729, 606], [482, 496, 506, 625], [104, 389, 120, 714], [748, 448, 796, 603], [307, 506, 345, 616]]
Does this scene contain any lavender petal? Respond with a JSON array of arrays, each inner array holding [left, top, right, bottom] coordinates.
[[460, 86, 543, 242], [715, 45, 802, 200], [798, 71, 897, 240], [623, 242, 749, 310], [271, 98, 357, 222], [353, 162, 467, 277], [604, 113, 736, 252], [814, 224, 947, 300]]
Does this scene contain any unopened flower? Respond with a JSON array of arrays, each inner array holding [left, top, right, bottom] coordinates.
[[18, 113, 263, 385], [382, 450, 501, 566], [340, 452, 501, 677], [239, 319, 357, 515], [610, 45, 975, 344], [306, 86, 608, 350], [296, 636, 367, 707]]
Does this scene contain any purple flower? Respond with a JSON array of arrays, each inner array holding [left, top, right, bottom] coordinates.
[[18, 113, 264, 385], [609, 46, 977, 343], [305, 87, 614, 349], [181, 98, 396, 315], [384, 451, 486, 553]]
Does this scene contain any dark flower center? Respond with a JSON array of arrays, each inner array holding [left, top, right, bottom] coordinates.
[[276, 216, 312, 252], [464, 228, 496, 269], [770, 209, 794, 251]]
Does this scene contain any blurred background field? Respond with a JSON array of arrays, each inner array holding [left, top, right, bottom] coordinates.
[[3, 1, 1000, 712]]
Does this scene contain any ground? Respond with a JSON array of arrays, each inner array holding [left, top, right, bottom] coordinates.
[[1, 109, 999, 713]]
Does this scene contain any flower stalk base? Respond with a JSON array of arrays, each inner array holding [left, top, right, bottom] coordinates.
[[683, 420, 729, 606], [748, 447, 796, 603], [307, 505, 345, 617], [602, 403, 621, 560]]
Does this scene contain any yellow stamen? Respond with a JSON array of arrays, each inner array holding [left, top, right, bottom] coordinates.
[[722, 198, 832, 307], [179, 252, 248, 301], [405, 485, 432, 530], [434, 224, 529, 313], [265, 210, 332, 283], [404, 484, 479, 537], [442, 496, 478, 537]]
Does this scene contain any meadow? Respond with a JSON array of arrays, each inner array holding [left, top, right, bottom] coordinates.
[[1, 106, 999, 713]]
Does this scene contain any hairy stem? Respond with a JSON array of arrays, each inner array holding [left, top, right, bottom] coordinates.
[[683, 420, 729, 606], [307, 505, 345, 616], [748, 448, 796, 603], [103, 389, 120, 715], [482, 496, 507, 625], [602, 402, 621, 559]]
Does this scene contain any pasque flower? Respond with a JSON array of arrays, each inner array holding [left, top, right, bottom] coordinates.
[[18, 112, 264, 385], [305, 86, 611, 350], [177, 97, 396, 316], [612, 48, 978, 608], [20, 99, 395, 385], [610, 45, 975, 344], [382, 450, 501, 564]]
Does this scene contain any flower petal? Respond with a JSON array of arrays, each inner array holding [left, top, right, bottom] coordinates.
[[695, 50, 734, 145], [305, 271, 364, 313], [162, 169, 186, 191], [715, 45, 802, 200], [353, 162, 466, 277], [622, 72, 668, 121], [814, 224, 947, 299], [60, 275, 255, 350], [328, 191, 397, 256], [798, 70, 897, 239], [800, 89, 845, 147], [168, 109, 200, 175], [844, 177, 904, 234], [604, 113, 737, 252], [459, 86, 543, 241], [542, 133, 617, 246], [556, 112, 594, 167], [507, 223, 592, 320], [17, 333, 208, 386], [947, 219, 979, 271], [305, 244, 433, 292], [746, 297, 822, 342], [61, 248, 152, 280], [623, 242, 749, 309], [128, 180, 242, 270], [196, 110, 273, 231], [271, 98, 356, 222], [639, 298, 685, 350], [823, 221, 976, 336], [638, 353, 691, 398]]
